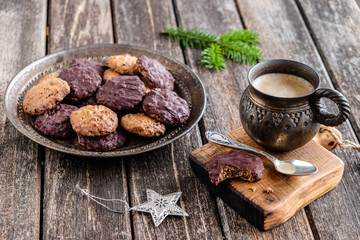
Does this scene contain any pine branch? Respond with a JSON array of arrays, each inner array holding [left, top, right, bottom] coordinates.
[[220, 41, 263, 65], [162, 25, 217, 49], [200, 43, 226, 71], [162, 25, 263, 70], [220, 29, 260, 45]]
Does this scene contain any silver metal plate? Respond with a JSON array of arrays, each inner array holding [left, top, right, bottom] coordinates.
[[4, 44, 206, 157]]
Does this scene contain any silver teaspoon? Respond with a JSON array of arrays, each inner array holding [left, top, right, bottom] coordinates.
[[205, 131, 318, 176]]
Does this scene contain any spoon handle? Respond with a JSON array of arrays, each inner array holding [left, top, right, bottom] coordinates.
[[205, 131, 280, 164]]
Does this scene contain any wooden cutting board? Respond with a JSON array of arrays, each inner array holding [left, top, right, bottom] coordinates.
[[189, 127, 344, 230]]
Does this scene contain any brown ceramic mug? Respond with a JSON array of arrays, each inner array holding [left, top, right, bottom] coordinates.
[[239, 59, 351, 152]]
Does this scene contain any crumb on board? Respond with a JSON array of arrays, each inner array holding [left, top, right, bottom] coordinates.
[[249, 187, 256, 192], [265, 187, 273, 194]]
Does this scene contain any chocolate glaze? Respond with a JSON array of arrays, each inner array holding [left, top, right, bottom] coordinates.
[[77, 128, 127, 151], [143, 88, 190, 125], [136, 55, 175, 90], [35, 104, 78, 138], [70, 58, 107, 76], [59, 65, 102, 101], [208, 150, 264, 185], [78, 95, 98, 107], [96, 75, 146, 111]]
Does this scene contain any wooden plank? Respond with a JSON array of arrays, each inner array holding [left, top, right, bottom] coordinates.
[[0, 1, 46, 239], [294, 0, 360, 238], [296, 0, 360, 137], [42, 1, 132, 239], [237, 0, 360, 238], [112, 0, 183, 62], [47, 0, 113, 52], [173, 0, 314, 238], [112, 0, 224, 238]]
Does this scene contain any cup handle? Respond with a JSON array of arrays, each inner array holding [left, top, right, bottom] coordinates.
[[313, 88, 351, 126]]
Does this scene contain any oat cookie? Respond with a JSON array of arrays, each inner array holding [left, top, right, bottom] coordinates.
[[96, 75, 146, 111], [37, 73, 60, 84], [136, 55, 175, 90], [106, 54, 138, 75], [70, 58, 107, 77], [143, 88, 190, 125], [103, 69, 121, 82], [58, 65, 102, 101], [70, 105, 118, 137], [121, 113, 166, 137], [35, 104, 78, 138], [77, 128, 127, 151], [23, 76, 70, 115]]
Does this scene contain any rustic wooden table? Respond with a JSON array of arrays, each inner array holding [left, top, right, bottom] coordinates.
[[1, 0, 360, 239]]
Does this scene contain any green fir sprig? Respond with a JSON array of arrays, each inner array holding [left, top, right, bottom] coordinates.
[[162, 25, 263, 71]]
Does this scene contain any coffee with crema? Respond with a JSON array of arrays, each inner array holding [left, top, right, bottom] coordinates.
[[252, 73, 314, 98]]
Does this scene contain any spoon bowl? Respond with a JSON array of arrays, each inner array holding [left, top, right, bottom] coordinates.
[[275, 159, 318, 175], [205, 131, 318, 176]]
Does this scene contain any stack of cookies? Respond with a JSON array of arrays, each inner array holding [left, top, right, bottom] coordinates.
[[23, 54, 190, 151]]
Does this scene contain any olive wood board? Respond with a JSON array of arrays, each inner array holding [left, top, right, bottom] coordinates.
[[189, 127, 344, 230]]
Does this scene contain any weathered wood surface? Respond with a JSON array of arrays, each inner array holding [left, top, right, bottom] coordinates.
[[297, 0, 360, 137], [47, 0, 113, 52], [112, 0, 224, 239], [2, 0, 360, 239], [42, 1, 132, 239], [237, 0, 360, 239], [0, 1, 46, 239], [190, 127, 344, 230], [174, 0, 315, 239], [295, 0, 360, 238]]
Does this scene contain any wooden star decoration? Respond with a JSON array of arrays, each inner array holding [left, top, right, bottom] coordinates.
[[130, 189, 189, 227]]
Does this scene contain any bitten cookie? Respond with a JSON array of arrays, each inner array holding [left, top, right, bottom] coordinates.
[[106, 54, 138, 75], [136, 55, 175, 90], [70, 58, 107, 77], [70, 105, 118, 137], [142, 88, 190, 125], [208, 150, 264, 186], [103, 69, 121, 82], [77, 128, 127, 151], [58, 65, 102, 101], [23, 75, 70, 115], [121, 113, 166, 137], [34, 104, 78, 138], [96, 76, 146, 111]]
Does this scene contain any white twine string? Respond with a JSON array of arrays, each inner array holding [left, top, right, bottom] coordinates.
[[76, 184, 131, 213], [321, 128, 360, 152]]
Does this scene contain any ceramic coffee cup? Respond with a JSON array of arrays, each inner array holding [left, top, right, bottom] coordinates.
[[239, 59, 351, 152]]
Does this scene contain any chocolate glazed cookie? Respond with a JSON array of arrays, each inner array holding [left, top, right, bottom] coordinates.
[[77, 128, 127, 151], [35, 104, 78, 138], [96, 75, 146, 111], [143, 88, 190, 125], [77, 95, 98, 108], [136, 55, 175, 90], [70, 58, 107, 77], [208, 150, 264, 186], [58, 65, 102, 101]]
